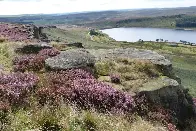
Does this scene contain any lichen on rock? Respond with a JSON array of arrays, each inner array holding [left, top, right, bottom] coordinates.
[[45, 49, 96, 70]]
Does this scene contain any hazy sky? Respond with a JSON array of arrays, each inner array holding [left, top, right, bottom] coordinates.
[[0, 0, 196, 15]]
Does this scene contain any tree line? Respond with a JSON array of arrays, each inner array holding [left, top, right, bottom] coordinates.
[[176, 16, 196, 28]]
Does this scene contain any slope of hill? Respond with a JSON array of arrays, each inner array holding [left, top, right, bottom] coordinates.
[[0, 22, 196, 131], [1, 7, 196, 29]]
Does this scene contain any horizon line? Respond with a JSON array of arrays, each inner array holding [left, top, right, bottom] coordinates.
[[0, 6, 195, 17]]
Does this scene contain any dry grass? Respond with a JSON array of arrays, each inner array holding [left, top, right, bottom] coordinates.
[[0, 42, 17, 72], [95, 58, 161, 93], [6, 104, 168, 131]]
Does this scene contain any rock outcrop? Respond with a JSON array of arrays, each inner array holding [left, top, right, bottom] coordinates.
[[87, 48, 195, 128], [15, 43, 52, 54], [44, 48, 195, 129], [88, 48, 171, 66], [45, 49, 95, 70], [88, 48, 172, 76], [138, 77, 195, 129]]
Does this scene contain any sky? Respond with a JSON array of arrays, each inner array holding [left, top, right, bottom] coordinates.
[[0, 0, 196, 15]]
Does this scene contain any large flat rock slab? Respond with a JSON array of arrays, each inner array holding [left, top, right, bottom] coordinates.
[[88, 48, 173, 77], [45, 49, 95, 70], [88, 48, 171, 66]]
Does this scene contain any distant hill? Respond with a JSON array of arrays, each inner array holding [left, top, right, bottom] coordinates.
[[0, 6, 196, 29]]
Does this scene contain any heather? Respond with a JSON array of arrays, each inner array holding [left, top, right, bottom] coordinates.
[[0, 24, 195, 130], [36, 69, 135, 113], [0, 72, 39, 106], [0, 67, 180, 131], [0, 43, 192, 131], [13, 48, 60, 72], [0, 23, 33, 42]]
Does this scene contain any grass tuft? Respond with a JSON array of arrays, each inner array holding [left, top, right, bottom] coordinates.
[[95, 58, 161, 93]]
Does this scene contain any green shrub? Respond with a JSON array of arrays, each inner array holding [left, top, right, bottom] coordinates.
[[95, 61, 115, 76]]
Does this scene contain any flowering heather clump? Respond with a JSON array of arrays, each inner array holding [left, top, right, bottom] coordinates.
[[38, 48, 60, 58], [13, 54, 36, 72], [0, 23, 31, 41], [37, 69, 135, 113], [36, 86, 63, 106], [146, 105, 179, 131], [133, 95, 179, 131], [110, 74, 121, 84], [0, 72, 39, 106], [71, 79, 135, 113], [13, 54, 45, 72], [13, 54, 36, 65], [13, 48, 60, 72], [148, 107, 172, 124], [37, 69, 95, 105], [47, 69, 95, 86]]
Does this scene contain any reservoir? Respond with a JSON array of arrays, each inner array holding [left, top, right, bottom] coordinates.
[[101, 27, 196, 43]]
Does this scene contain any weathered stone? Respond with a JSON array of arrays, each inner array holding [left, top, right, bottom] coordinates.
[[88, 48, 171, 66], [137, 77, 196, 128], [138, 76, 179, 92], [88, 48, 172, 76], [45, 49, 96, 70], [33, 25, 40, 39], [15, 43, 52, 54], [88, 48, 196, 128]]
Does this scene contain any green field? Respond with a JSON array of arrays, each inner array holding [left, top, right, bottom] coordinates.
[[172, 55, 196, 97], [43, 27, 116, 49]]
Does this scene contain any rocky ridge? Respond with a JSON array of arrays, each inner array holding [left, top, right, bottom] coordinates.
[[0, 23, 50, 42], [45, 48, 196, 128]]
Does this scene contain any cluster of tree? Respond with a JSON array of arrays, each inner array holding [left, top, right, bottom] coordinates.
[[116, 18, 152, 25], [89, 29, 104, 36], [176, 16, 196, 28]]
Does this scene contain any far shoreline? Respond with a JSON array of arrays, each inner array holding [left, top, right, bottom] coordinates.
[[99, 26, 196, 31]]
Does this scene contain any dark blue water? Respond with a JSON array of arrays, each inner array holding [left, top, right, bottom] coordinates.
[[101, 27, 196, 43]]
